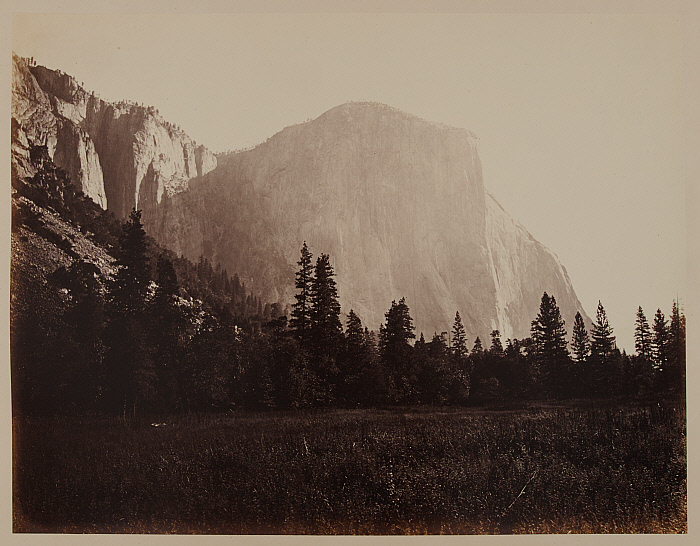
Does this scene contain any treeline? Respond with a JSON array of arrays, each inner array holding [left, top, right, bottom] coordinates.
[[272, 244, 686, 407], [11, 149, 686, 416]]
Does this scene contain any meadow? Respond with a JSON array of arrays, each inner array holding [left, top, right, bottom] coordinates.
[[13, 403, 686, 534]]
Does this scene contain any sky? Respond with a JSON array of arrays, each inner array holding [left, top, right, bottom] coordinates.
[[10, 7, 691, 352]]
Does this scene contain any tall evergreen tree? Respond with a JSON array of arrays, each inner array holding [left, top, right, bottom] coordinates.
[[589, 301, 620, 396], [380, 297, 416, 402], [307, 253, 343, 402], [667, 300, 686, 395], [634, 306, 653, 360], [49, 260, 107, 412], [651, 308, 670, 372], [452, 311, 468, 359], [416, 333, 451, 405], [151, 254, 191, 412], [490, 329, 504, 356], [530, 292, 569, 396], [337, 310, 365, 405], [338, 310, 387, 406], [109, 209, 151, 314], [309, 253, 343, 357], [290, 242, 314, 343], [591, 301, 616, 363], [104, 209, 155, 417], [571, 311, 590, 364]]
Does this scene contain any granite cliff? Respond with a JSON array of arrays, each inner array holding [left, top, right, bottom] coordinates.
[[11, 53, 217, 217], [11, 55, 589, 341], [156, 102, 589, 340]]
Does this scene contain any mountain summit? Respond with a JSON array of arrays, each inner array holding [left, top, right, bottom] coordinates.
[[12, 56, 589, 341]]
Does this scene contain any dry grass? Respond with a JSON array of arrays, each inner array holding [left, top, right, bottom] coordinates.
[[13, 404, 686, 534]]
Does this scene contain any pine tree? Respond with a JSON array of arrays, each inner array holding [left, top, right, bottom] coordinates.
[[530, 292, 569, 396], [588, 301, 620, 396], [152, 254, 189, 412], [571, 311, 590, 363], [651, 308, 670, 372], [591, 301, 616, 363], [452, 312, 468, 359], [634, 306, 653, 360], [416, 333, 451, 405], [105, 209, 155, 417], [490, 330, 504, 356], [307, 253, 343, 402], [472, 336, 483, 354], [380, 297, 416, 402], [290, 242, 314, 343], [309, 253, 343, 356], [667, 300, 686, 395], [109, 209, 151, 314], [339, 310, 382, 406], [344, 310, 365, 360]]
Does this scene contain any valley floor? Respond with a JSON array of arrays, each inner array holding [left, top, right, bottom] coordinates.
[[12, 403, 686, 534]]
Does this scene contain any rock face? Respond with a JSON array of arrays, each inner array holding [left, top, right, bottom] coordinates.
[[11, 56, 589, 341], [11, 53, 217, 215], [156, 102, 589, 340]]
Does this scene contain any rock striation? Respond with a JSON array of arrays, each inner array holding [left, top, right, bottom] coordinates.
[[11, 56, 589, 341]]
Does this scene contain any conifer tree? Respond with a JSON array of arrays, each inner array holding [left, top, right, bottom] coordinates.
[[380, 297, 415, 402], [634, 306, 653, 360], [290, 242, 314, 343], [309, 253, 343, 356], [417, 333, 451, 405], [667, 300, 686, 394], [591, 301, 616, 363], [338, 310, 365, 405], [588, 301, 620, 396], [452, 312, 468, 359], [472, 336, 483, 354], [531, 292, 569, 395], [109, 209, 151, 314], [152, 254, 189, 412], [337, 309, 382, 406], [571, 311, 590, 363], [344, 310, 365, 360], [305, 253, 343, 403], [105, 209, 155, 417], [651, 308, 670, 372], [490, 330, 504, 356]]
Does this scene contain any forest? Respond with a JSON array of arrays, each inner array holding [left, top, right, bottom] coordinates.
[[10, 145, 686, 418]]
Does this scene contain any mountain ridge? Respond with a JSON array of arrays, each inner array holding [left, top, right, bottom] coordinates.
[[11, 53, 590, 342]]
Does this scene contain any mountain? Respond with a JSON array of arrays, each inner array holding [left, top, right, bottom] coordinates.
[[11, 53, 217, 217], [11, 54, 590, 341]]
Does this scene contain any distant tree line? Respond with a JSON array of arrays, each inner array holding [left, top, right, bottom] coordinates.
[[11, 149, 686, 416]]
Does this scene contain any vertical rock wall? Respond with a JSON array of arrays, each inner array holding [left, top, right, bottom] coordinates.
[[11, 53, 217, 216]]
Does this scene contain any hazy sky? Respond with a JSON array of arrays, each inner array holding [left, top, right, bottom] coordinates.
[[11, 9, 688, 351]]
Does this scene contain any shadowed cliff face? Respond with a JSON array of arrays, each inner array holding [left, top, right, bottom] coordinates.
[[11, 55, 589, 341]]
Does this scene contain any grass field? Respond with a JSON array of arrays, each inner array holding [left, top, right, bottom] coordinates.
[[13, 403, 686, 534]]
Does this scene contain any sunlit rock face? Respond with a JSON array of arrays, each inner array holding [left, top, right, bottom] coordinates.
[[157, 102, 589, 340], [12, 55, 588, 340], [11, 53, 217, 215]]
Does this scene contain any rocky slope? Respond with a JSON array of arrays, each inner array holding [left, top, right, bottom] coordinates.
[[11, 55, 589, 341]]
